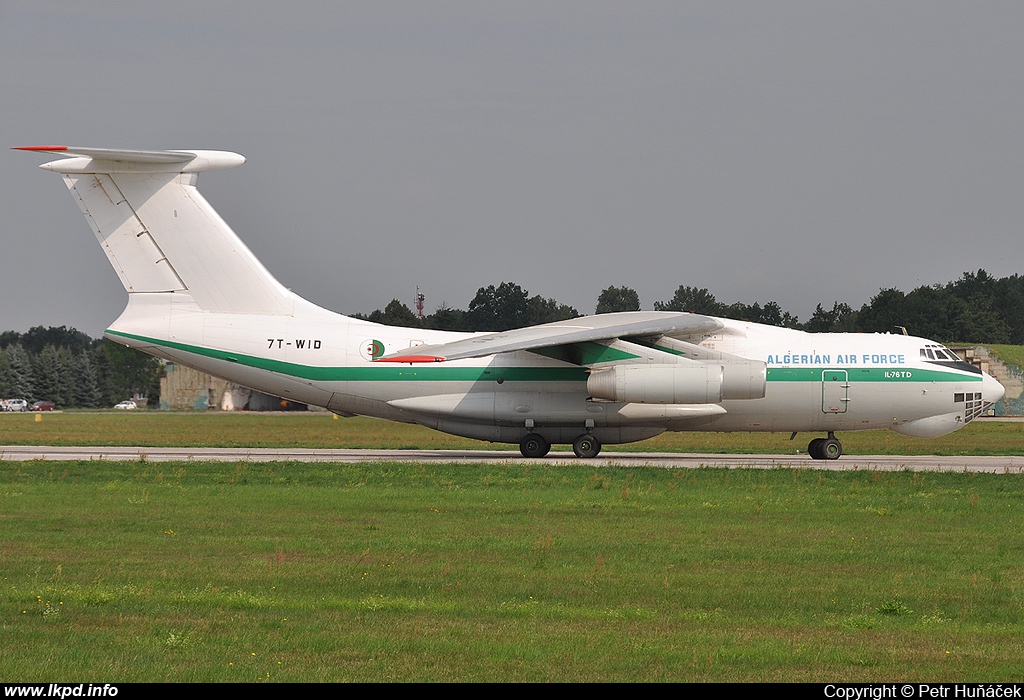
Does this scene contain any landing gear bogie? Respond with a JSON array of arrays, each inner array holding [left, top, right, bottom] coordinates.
[[808, 433, 842, 460]]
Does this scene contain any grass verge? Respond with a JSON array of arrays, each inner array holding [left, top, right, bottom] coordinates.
[[1, 460, 1022, 681]]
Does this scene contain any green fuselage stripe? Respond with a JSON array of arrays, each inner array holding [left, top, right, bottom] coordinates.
[[767, 367, 980, 383], [108, 330, 981, 386], [106, 330, 587, 382]]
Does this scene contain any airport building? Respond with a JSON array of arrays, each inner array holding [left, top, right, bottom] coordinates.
[[159, 362, 307, 411]]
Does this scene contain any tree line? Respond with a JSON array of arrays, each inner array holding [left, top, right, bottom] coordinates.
[[0, 327, 163, 407], [358, 269, 1024, 343]]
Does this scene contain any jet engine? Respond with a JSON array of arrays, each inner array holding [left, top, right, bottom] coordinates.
[[587, 361, 766, 404]]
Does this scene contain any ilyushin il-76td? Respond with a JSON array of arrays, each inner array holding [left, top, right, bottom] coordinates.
[[17, 146, 1005, 459]]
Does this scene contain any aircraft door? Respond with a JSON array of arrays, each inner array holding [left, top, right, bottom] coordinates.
[[821, 370, 849, 413]]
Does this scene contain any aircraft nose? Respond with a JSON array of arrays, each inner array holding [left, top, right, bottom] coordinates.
[[983, 371, 1005, 406]]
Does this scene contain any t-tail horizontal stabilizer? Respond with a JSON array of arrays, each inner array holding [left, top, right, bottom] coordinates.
[[14, 146, 246, 172]]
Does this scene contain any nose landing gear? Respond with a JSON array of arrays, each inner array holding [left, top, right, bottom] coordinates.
[[808, 432, 842, 460]]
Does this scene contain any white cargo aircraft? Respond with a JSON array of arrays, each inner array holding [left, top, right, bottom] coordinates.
[[18, 146, 1005, 459]]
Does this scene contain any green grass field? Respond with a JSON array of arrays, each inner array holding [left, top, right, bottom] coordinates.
[[3, 413, 1024, 681], [2, 460, 1023, 682], [2, 410, 1024, 455]]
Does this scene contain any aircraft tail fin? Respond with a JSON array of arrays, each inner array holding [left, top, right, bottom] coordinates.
[[16, 146, 294, 315]]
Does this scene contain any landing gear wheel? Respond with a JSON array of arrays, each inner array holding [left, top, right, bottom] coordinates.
[[572, 434, 601, 458], [519, 433, 550, 458], [821, 437, 842, 460], [808, 437, 842, 460]]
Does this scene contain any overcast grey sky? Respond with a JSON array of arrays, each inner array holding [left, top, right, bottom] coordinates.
[[3, 1, 1023, 337]]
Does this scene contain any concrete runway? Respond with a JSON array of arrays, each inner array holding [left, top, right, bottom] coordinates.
[[2, 445, 1023, 472]]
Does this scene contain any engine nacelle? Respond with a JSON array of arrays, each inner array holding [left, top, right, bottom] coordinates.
[[587, 361, 766, 404], [719, 360, 767, 400], [588, 364, 724, 404]]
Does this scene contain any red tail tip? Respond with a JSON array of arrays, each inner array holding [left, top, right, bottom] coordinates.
[[12, 145, 68, 151]]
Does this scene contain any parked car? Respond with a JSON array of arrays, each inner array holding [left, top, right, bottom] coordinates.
[[30, 401, 56, 412], [113, 400, 137, 410], [4, 399, 28, 412]]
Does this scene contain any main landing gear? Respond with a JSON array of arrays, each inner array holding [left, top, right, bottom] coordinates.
[[572, 433, 601, 459], [807, 432, 843, 460], [518, 432, 602, 458], [519, 433, 551, 458]]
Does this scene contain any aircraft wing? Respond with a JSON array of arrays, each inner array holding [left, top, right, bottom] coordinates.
[[376, 311, 723, 363]]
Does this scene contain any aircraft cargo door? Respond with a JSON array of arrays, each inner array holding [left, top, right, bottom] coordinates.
[[821, 370, 849, 413]]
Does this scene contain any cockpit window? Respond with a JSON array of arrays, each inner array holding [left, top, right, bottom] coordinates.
[[921, 344, 958, 361]]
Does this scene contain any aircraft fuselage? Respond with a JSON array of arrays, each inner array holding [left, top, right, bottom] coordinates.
[[106, 293, 1000, 448]]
